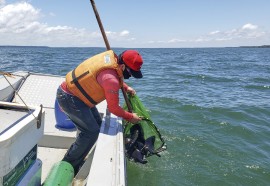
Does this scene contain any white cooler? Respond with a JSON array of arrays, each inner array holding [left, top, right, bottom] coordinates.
[[0, 102, 44, 186]]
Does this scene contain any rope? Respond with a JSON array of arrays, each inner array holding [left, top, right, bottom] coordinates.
[[2, 72, 38, 121], [0, 71, 14, 78]]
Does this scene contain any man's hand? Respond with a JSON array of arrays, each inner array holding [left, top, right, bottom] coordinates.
[[129, 113, 142, 124], [127, 86, 136, 96]]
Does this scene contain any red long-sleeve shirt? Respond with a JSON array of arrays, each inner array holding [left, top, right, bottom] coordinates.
[[97, 69, 133, 120]]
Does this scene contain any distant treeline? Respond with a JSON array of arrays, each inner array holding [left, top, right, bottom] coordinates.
[[239, 45, 270, 48]]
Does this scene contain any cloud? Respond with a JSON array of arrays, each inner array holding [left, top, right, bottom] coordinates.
[[0, 2, 40, 32], [209, 30, 220, 35], [168, 39, 186, 43], [242, 23, 258, 30], [119, 30, 129, 36], [0, 0, 5, 6], [147, 23, 270, 46], [0, 2, 133, 47], [210, 24, 266, 42], [192, 23, 266, 43]]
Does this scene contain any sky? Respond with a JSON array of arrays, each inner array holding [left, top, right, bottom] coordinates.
[[0, 0, 270, 48]]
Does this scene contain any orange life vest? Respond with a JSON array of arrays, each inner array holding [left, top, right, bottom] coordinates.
[[66, 50, 123, 107]]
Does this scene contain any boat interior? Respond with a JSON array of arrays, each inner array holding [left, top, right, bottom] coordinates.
[[0, 71, 126, 186]]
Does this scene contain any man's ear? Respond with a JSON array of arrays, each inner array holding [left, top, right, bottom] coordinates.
[[119, 64, 125, 71]]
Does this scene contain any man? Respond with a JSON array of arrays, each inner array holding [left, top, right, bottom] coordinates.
[[56, 49, 143, 174]]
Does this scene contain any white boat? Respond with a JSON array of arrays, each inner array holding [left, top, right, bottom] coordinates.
[[0, 71, 126, 186]]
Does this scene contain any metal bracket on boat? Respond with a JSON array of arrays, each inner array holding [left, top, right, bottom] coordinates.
[[0, 71, 14, 78], [104, 108, 111, 134], [36, 104, 43, 129]]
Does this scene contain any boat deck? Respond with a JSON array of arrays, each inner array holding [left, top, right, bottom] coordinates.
[[0, 72, 126, 185], [12, 73, 77, 149]]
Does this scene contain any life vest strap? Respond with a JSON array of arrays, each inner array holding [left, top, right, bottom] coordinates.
[[71, 69, 98, 105], [70, 71, 89, 84]]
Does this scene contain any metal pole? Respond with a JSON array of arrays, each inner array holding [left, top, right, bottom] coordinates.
[[90, 0, 110, 50], [89, 0, 132, 112]]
